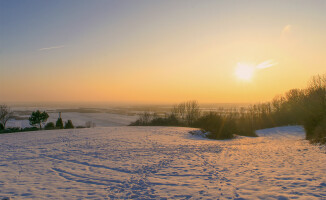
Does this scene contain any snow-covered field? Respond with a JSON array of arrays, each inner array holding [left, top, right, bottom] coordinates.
[[0, 126, 325, 199]]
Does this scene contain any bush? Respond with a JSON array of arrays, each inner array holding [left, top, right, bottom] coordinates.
[[0, 126, 40, 134], [8, 127, 21, 132], [2, 127, 21, 133], [307, 117, 326, 144], [0, 123, 4, 130], [193, 112, 237, 140], [236, 115, 258, 137], [56, 118, 64, 129], [64, 120, 74, 129], [150, 114, 180, 126], [129, 119, 142, 126], [45, 122, 55, 130], [21, 127, 39, 132], [85, 121, 96, 128], [0, 130, 9, 134], [303, 115, 323, 140], [130, 113, 181, 126]]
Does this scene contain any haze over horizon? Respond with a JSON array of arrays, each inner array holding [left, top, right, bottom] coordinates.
[[1, 0, 325, 104]]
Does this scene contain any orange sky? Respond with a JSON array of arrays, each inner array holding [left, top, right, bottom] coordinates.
[[1, 1, 325, 104]]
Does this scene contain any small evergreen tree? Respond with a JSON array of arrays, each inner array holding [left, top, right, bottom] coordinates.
[[56, 118, 64, 129], [64, 120, 74, 129], [45, 122, 55, 130], [29, 110, 49, 129], [0, 123, 4, 130]]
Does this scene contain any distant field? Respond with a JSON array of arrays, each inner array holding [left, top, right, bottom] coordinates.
[[6, 103, 250, 128]]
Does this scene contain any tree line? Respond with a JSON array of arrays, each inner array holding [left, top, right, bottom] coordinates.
[[234, 74, 326, 143], [130, 100, 256, 139], [0, 108, 81, 133], [28, 110, 75, 130], [131, 74, 326, 143]]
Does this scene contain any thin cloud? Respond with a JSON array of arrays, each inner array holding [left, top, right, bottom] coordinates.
[[256, 60, 278, 69], [282, 25, 292, 33], [281, 25, 292, 37], [38, 45, 65, 51]]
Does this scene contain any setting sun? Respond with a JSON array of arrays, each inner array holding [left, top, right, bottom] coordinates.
[[235, 63, 255, 81]]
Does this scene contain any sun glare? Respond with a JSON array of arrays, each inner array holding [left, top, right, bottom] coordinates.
[[235, 63, 255, 81]]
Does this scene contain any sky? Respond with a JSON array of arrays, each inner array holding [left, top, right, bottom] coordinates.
[[1, 0, 326, 104]]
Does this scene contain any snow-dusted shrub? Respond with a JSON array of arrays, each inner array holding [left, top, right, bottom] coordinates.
[[64, 120, 74, 129]]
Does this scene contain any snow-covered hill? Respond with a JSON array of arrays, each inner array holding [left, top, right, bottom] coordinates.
[[0, 126, 325, 199]]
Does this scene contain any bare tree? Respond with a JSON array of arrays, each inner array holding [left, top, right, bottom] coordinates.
[[138, 112, 152, 125], [85, 121, 96, 128], [0, 104, 14, 129], [171, 100, 201, 126], [185, 100, 201, 126], [171, 102, 186, 122], [307, 74, 326, 111]]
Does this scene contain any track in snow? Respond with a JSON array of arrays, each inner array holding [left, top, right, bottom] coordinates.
[[0, 126, 325, 199]]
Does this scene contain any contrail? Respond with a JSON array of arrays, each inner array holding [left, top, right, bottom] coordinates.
[[38, 45, 65, 51], [256, 60, 278, 69]]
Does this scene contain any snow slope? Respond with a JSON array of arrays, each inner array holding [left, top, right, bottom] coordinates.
[[0, 126, 325, 199]]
